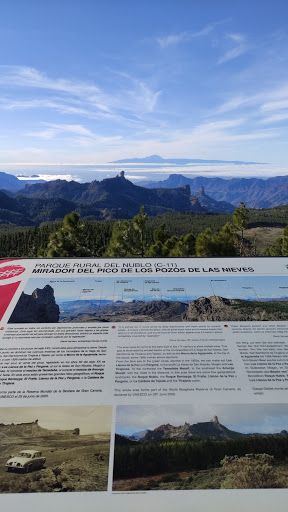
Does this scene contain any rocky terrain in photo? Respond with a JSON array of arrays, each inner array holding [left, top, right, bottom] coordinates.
[[8, 285, 60, 323], [113, 415, 288, 491], [119, 416, 288, 444], [0, 420, 79, 438], [0, 420, 110, 493], [183, 295, 288, 321], [61, 295, 288, 323]]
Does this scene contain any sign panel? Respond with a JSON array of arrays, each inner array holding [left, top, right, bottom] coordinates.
[[0, 257, 288, 511]]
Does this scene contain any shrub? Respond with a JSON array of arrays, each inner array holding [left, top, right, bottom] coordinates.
[[220, 453, 278, 489], [161, 472, 180, 483], [146, 479, 160, 489]]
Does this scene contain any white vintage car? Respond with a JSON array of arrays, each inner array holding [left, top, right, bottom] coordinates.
[[5, 450, 46, 472]]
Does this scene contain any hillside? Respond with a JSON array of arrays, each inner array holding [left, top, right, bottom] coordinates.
[[0, 191, 94, 226], [183, 295, 288, 321], [133, 416, 288, 442], [190, 186, 234, 213], [61, 295, 288, 323], [0, 174, 236, 226], [141, 173, 288, 208], [0, 171, 44, 191], [14, 176, 192, 211]]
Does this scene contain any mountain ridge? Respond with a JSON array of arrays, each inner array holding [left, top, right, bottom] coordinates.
[[139, 173, 288, 208], [111, 154, 262, 165], [119, 416, 288, 443], [0, 175, 234, 226], [0, 419, 80, 437], [1, 171, 288, 226]]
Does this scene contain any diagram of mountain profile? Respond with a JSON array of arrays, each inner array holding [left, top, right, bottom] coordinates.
[[8, 284, 288, 323]]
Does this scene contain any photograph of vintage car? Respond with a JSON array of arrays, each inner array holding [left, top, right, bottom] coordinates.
[[5, 450, 46, 473], [0, 405, 112, 493]]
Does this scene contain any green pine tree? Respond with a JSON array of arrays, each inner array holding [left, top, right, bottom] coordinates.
[[38, 211, 91, 257], [264, 237, 283, 256], [132, 206, 148, 257], [104, 219, 132, 257], [104, 206, 148, 257], [195, 228, 213, 257]]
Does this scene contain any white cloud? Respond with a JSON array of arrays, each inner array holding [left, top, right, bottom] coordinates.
[[260, 112, 288, 124], [211, 81, 288, 131], [213, 96, 253, 114], [157, 19, 229, 48], [0, 66, 161, 122], [25, 123, 125, 146], [17, 173, 81, 182], [25, 123, 94, 139], [0, 66, 101, 97], [157, 26, 213, 48], [261, 99, 288, 112], [217, 33, 247, 64], [157, 32, 190, 48], [125, 174, 148, 180]]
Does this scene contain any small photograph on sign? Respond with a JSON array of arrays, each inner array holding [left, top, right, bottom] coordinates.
[[0, 406, 112, 493], [113, 403, 288, 491]]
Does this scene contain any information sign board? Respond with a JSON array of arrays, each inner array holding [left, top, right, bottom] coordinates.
[[0, 257, 288, 511]]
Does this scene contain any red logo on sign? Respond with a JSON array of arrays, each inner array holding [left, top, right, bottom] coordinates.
[[0, 265, 26, 280]]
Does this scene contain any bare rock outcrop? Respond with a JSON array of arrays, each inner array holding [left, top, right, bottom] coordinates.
[[9, 284, 60, 323], [138, 417, 288, 443], [0, 420, 79, 438], [183, 295, 288, 322]]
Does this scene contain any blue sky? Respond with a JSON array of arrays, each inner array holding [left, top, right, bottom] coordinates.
[[1, 1, 288, 180], [22, 275, 288, 303]]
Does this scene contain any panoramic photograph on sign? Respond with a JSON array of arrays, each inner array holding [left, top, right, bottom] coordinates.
[[7, 274, 288, 323]]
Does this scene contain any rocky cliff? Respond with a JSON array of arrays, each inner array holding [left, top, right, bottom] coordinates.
[[9, 284, 60, 323], [140, 416, 288, 442], [141, 173, 288, 208], [190, 186, 235, 213]]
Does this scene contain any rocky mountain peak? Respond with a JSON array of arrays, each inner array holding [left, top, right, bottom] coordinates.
[[211, 415, 220, 424], [32, 284, 55, 302], [9, 285, 60, 323]]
